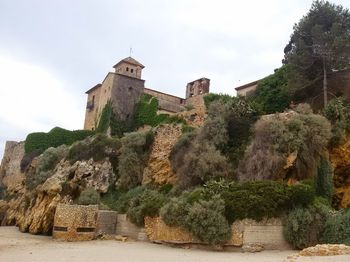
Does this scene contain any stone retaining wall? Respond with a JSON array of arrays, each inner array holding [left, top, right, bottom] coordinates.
[[145, 217, 291, 250], [115, 214, 147, 240], [53, 204, 98, 241], [96, 210, 117, 235]]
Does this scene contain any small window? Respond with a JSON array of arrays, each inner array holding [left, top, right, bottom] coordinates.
[[131, 68, 134, 73], [128, 86, 133, 91], [126, 67, 129, 72], [53, 226, 68, 232]]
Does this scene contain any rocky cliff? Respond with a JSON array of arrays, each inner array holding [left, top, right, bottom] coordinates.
[[1, 149, 116, 234], [330, 138, 350, 208], [142, 125, 182, 185]]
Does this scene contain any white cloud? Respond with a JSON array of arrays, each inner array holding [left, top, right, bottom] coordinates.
[[0, 55, 84, 158]]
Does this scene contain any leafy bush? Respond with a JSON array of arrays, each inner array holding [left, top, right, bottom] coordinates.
[[25, 127, 94, 154], [96, 100, 128, 137], [173, 141, 230, 189], [77, 187, 100, 205], [238, 109, 332, 181], [20, 149, 42, 172], [315, 158, 333, 201], [203, 93, 232, 109], [321, 208, 350, 244], [113, 186, 146, 213], [202, 180, 315, 223], [184, 197, 231, 245], [66, 134, 121, 166], [248, 66, 291, 114], [25, 145, 68, 190], [127, 189, 167, 226], [284, 201, 331, 249], [323, 98, 350, 147], [116, 131, 154, 190], [160, 197, 190, 227], [133, 94, 185, 128]]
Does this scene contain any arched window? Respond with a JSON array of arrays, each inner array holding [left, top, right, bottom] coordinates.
[[126, 67, 129, 72]]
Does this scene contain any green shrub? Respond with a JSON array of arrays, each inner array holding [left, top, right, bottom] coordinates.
[[238, 109, 332, 181], [172, 141, 230, 189], [323, 98, 350, 147], [25, 127, 94, 154], [20, 149, 42, 172], [248, 65, 291, 114], [116, 131, 154, 190], [184, 196, 231, 245], [77, 188, 100, 205], [25, 145, 68, 190], [160, 197, 190, 227], [66, 134, 121, 168], [113, 186, 146, 213], [321, 208, 350, 244], [127, 189, 167, 226], [203, 93, 232, 109], [284, 202, 331, 249], [133, 94, 185, 129], [202, 180, 315, 223], [315, 158, 333, 201]]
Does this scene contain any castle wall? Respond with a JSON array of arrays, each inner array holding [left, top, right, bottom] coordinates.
[[236, 84, 258, 97], [110, 74, 145, 122], [0, 141, 25, 191], [144, 88, 185, 113], [84, 86, 102, 130]]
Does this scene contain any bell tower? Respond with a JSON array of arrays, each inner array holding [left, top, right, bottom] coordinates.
[[113, 56, 145, 79]]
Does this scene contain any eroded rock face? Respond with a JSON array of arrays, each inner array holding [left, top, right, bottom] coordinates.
[[0, 141, 25, 192], [299, 244, 350, 256], [330, 138, 350, 208], [70, 159, 114, 193], [142, 125, 182, 185], [2, 156, 116, 234]]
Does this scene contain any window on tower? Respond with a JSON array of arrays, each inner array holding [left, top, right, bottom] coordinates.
[[126, 67, 129, 72]]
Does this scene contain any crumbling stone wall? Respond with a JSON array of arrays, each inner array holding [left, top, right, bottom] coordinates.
[[96, 210, 117, 235], [144, 88, 185, 113], [115, 214, 147, 240], [53, 204, 98, 241], [0, 141, 25, 191], [145, 217, 291, 250]]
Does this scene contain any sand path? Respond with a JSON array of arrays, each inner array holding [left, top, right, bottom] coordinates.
[[0, 227, 349, 262]]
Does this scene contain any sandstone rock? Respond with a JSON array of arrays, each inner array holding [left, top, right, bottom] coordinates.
[[299, 244, 350, 256], [0, 141, 25, 192], [330, 138, 350, 208], [242, 243, 264, 253], [142, 125, 182, 185], [71, 159, 115, 193]]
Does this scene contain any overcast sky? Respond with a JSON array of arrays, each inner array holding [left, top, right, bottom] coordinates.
[[0, 0, 349, 159]]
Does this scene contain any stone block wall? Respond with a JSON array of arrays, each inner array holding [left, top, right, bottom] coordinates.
[[53, 204, 98, 241], [96, 210, 117, 235], [144, 88, 185, 113], [145, 216, 291, 250], [115, 214, 147, 240]]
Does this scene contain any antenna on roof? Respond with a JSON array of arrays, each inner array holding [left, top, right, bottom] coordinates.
[[129, 46, 133, 57]]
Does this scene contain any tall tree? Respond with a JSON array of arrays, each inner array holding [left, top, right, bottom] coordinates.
[[284, 0, 350, 107]]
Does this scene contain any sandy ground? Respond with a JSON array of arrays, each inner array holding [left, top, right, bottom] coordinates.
[[0, 227, 350, 262]]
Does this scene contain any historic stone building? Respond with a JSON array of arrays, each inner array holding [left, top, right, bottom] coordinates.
[[83, 57, 210, 130]]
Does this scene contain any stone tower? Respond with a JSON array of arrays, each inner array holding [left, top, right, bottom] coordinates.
[[185, 77, 210, 99], [84, 57, 145, 130]]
